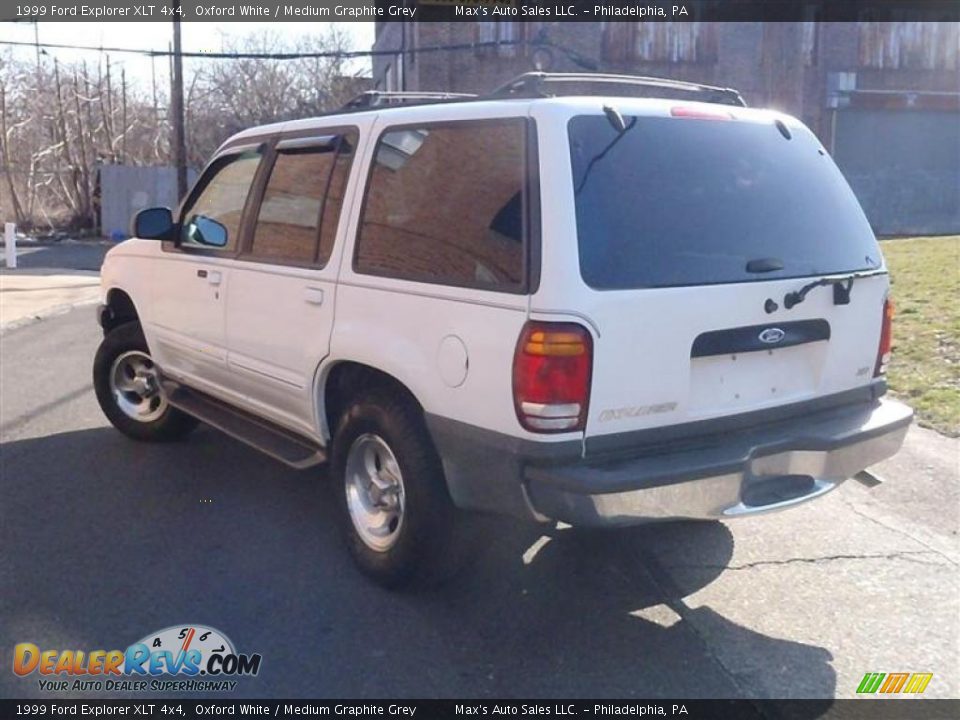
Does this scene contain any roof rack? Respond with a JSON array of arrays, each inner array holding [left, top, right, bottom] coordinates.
[[489, 72, 747, 108], [342, 90, 478, 110], [335, 73, 747, 115]]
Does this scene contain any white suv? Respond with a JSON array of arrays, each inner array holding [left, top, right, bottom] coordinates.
[[94, 73, 913, 586]]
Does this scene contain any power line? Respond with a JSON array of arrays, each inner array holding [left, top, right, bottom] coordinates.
[[0, 37, 524, 60]]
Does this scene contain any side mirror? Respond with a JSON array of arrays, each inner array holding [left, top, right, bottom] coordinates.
[[183, 214, 228, 248], [131, 207, 174, 241]]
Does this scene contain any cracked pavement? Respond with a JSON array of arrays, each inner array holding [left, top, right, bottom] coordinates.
[[1, 306, 957, 702]]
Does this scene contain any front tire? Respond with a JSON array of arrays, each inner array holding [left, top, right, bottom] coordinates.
[[93, 321, 197, 442], [331, 389, 475, 588]]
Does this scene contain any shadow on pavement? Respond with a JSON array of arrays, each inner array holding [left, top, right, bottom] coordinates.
[[0, 425, 834, 707]]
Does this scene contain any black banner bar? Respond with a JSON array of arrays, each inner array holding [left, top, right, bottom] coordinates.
[[2, 700, 960, 719], [3, 1, 959, 23]]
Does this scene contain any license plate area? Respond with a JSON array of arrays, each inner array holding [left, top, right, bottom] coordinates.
[[689, 343, 826, 414]]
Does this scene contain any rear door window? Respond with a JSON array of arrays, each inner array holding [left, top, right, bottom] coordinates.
[[569, 115, 882, 289], [249, 131, 358, 266], [251, 144, 336, 264]]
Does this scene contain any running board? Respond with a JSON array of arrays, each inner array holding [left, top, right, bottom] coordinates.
[[161, 379, 326, 469]]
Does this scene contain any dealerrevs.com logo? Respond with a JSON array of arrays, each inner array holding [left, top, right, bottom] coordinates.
[[13, 624, 262, 692]]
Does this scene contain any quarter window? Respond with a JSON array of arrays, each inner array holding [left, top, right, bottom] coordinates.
[[180, 149, 262, 251], [355, 119, 529, 291]]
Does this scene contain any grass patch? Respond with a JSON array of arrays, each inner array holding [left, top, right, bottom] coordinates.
[[883, 235, 960, 436]]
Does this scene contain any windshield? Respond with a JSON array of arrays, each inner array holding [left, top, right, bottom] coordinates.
[[569, 115, 882, 290]]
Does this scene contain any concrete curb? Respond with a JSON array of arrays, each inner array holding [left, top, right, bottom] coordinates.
[[0, 271, 101, 334], [0, 297, 100, 334]]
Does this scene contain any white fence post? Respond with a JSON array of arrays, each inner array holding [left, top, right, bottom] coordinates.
[[4, 222, 15, 269]]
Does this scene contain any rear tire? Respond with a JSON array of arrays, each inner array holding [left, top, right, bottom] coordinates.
[[331, 388, 476, 588], [93, 321, 197, 442]]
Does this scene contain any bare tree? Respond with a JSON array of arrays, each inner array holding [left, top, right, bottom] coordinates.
[[185, 28, 361, 167], [0, 27, 365, 232], [1, 48, 166, 230]]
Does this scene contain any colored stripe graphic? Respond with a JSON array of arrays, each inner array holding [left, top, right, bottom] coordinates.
[[903, 673, 933, 694], [880, 673, 909, 693], [857, 672, 933, 694], [857, 673, 885, 694]]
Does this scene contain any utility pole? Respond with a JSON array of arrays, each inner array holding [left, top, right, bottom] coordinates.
[[150, 54, 158, 114], [33, 21, 41, 80], [170, 2, 187, 200], [121, 67, 128, 164]]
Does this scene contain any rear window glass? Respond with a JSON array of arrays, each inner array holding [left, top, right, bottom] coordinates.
[[569, 115, 881, 290]]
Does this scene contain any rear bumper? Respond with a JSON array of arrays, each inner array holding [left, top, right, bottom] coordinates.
[[525, 397, 911, 525], [427, 390, 912, 526]]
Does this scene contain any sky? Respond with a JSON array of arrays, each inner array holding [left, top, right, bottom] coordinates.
[[0, 21, 376, 92]]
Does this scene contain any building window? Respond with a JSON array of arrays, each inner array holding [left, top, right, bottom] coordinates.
[[355, 119, 531, 292], [602, 21, 719, 64], [476, 22, 544, 58]]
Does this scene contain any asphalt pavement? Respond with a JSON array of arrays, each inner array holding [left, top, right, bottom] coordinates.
[[0, 243, 957, 703], [0, 240, 111, 272]]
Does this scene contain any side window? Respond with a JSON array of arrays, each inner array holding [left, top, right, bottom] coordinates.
[[318, 133, 357, 266], [249, 131, 357, 266], [355, 119, 528, 291], [180, 149, 262, 251]]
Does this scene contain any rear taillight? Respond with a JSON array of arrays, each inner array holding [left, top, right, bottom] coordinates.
[[875, 298, 894, 377], [513, 322, 593, 433]]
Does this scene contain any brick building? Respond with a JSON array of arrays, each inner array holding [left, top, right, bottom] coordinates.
[[372, 19, 960, 234]]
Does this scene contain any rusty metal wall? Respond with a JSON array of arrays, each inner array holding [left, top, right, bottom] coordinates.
[[603, 22, 718, 64], [858, 22, 959, 71]]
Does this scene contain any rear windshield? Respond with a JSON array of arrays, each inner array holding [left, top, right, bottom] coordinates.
[[569, 115, 881, 290]]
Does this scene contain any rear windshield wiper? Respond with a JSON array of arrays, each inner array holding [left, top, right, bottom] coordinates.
[[574, 108, 637, 195], [783, 270, 881, 309]]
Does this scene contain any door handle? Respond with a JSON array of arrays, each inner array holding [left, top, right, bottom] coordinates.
[[207, 271, 222, 286], [304, 287, 324, 305]]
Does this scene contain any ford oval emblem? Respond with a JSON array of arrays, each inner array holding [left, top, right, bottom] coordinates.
[[759, 327, 786, 344]]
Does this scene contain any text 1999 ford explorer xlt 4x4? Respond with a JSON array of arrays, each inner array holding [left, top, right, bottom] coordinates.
[[93, 74, 913, 587]]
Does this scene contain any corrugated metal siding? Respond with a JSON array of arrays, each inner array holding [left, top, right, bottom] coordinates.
[[99, 165, 197, 239], [859, 22, 959, 70]]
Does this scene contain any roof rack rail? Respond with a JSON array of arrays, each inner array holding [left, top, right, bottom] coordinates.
[[342, 90, 478, 110], [489, 72, 747, 108]]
